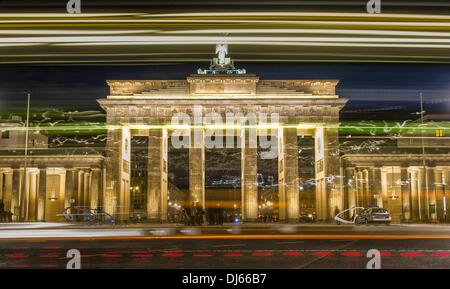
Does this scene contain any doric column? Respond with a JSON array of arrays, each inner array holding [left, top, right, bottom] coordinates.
[[372, 166, 382, 207], [419, 167, 432, 222], [278, 127, 299, 222], [90, 168, 101, 210], [19, 169, 28, 221], [77, 170, 85, 206], [356, 169, 364, 207], [64, 168, 74, 208], [380, 168, 388, 209], [400, 166, 411, 221], [434, 169, 445, 222], [189, 128, 205, 208], [71, 169, 79, 205], [354, 169, 359, 207], [11, 168, 20, 220], [426, 166, 437, 221], [2, 170, 13, 214], [83, 171, 91, 208], [27, 170, 38, 221], [104, 127, 131, 221], [101, 166, 106, 209], [418, 168, 426, 221], [147, 128, 168, 222], [59, 169, 67, 219], [324, 126, 340, 219], [339, 164, 346, 212], [345, 167, 356, 209], [241, 128, 258, 222], [363, 169, 370, 206], [0, 171, 3, 201], [314, 127, 327, 221], [410, 169, 420, 221], [37, 167, 46, 221]]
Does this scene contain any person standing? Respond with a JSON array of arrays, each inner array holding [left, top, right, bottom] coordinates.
[[189, 202, 197, 225]]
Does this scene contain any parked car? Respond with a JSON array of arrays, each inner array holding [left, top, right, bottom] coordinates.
[[355, 207, 391, 225]]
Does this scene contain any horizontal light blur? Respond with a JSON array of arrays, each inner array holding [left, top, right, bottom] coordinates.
[[0, 12, 449, 64]]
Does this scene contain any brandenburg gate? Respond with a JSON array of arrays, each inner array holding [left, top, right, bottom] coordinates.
[[98, 45, 347, 223]]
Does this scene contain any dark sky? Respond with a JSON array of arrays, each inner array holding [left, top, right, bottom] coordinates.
[[0, 63, 449, 116], [1, 0, 449, 14]]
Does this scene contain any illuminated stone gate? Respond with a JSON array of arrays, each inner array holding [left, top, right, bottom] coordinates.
[[98, 46, 347, 222], [1, 48, 449, 223]]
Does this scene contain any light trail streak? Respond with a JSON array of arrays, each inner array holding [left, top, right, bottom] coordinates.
[[1, 19, 450, 28], [0, 228, 144, 239], [6, 36, 450, 44], [0, 30, 159, 35], [162, 29, 450, 37], [146, 12, 450, 20], [0, 12, 448, 63], [54, 41, 450, 49], [0, 13, 144, 17]]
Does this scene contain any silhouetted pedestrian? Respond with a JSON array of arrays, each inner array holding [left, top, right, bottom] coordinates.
[[182, 205, 191, 226], [217, 204, 224, 225], [189, 202, 196, 225]]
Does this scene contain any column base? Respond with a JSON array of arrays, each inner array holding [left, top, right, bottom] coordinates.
[[286, 218, 299, 224], [243, 218, 258, 223], [146, 218, 164, 224]]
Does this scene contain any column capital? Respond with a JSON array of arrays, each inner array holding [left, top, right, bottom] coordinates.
[[374, 162, 383, 168], [400, 162, 409, 169]]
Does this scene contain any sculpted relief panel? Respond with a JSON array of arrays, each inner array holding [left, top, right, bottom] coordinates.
[[107, 80, 187, 96], [260, 80, 339, 95]]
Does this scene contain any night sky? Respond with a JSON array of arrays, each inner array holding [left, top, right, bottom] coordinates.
[[0, 62, 449, 120]]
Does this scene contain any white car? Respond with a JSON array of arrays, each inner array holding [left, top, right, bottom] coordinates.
[[355, 207, 391, 225]]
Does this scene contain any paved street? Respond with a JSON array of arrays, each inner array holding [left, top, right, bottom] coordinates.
[[0, 224, 449, 269]]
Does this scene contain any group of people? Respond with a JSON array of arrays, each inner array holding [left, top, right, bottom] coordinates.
[[258, 213, 277, 223], [181, 202, 225, 226], [182, 202, 204, 226]]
